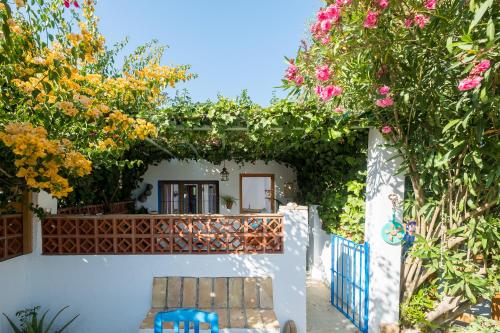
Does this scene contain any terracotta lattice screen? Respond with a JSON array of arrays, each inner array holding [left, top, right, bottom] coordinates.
[[42, 214, 284, 255], [0, 214, 24, 261]]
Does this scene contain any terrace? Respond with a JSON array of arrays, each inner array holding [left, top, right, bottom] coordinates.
[[0, 0, 498, 333]]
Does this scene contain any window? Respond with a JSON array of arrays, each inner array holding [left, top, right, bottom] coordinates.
[[159, 181, 219, 214], [239, 174, 275, 213]]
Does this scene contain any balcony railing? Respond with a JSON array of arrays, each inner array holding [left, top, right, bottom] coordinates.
[[42, 214, 284, 255]]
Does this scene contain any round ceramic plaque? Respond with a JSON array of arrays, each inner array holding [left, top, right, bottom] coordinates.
[[381, 221, 405, 245]]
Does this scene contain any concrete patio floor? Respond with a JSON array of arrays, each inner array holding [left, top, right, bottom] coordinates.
[[307, 278, 357, 333]]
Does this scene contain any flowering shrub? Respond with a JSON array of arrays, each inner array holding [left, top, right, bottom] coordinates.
[[284, 0, 499, 328], [0, 0, 191, 198]]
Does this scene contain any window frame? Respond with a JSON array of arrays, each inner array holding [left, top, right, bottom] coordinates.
[[158, 180, 220, 214], [239, 173, 275, 213]]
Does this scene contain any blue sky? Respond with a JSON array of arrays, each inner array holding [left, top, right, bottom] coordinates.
[[95, 0, 320, 106]]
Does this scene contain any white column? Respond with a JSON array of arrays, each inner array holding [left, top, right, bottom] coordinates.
[[279, 204, 309, 333], [365, 128, 405, 332]]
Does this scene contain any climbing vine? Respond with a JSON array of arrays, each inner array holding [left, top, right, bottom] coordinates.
[[60, 92, 368, 241]]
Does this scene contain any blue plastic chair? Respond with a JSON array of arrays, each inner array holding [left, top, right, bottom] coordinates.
[[154, 309, 219, 333]]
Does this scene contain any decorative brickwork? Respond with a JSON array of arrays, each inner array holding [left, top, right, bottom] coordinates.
[[57, 201, 135, 215], [42, 214, 284, 255], [0, 214, 24, 261]]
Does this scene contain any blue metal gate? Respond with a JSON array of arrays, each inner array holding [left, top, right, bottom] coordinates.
[[331, 235, 370, 333]]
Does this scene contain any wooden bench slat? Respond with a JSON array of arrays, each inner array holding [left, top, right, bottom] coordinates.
[[198, 277, 213, 308], [152, 278, 167, 308], [167, 277, 182, 308], [228, 277, 243, 308], [182, 277, 197, 308], [213, 277, 228, 308], [245, 308, 264, 329], [259, 277, 274, 309], [229, 308, 245, 328], [260, 309, 280, 329], [244, 278, 258, 309]]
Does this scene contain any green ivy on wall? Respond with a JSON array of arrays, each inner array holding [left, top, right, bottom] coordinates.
[[58, 92, 369, 241]]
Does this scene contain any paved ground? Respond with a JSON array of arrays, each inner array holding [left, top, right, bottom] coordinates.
[[307, 278, 357, 333]]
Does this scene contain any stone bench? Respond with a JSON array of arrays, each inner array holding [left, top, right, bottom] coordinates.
[[139, 277, 280, 333]]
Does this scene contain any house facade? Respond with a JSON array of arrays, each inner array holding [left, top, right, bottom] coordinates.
[[133, 159, 298, 215]]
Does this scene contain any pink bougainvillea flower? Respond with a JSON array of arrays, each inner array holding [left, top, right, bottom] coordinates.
[[379, 0, 390, 10], [414, 14, 430, 28], [331, 85, 343, 96], [470, 59, 491, 76], [321, 36, 331, 45], [424, 0, 436, 10], [321, 86, 334, 101], [326, 4, 341, 22], [336, 0, 352, 5], [285, 63, 298, 81], [381, 126, 392, 134], [294, 75, 304, 86], [335, 107, 344, 113], [375, 97, 394, 107], [315, 85, 340, 101], [364, 11, 379, 29], [378, 86, 390, 95], [458, 76, 483, 91], [320, 19, 332, 32], [315, 65, 331, 81], [404, 18, 413, 28], [310, 21, 322, 36], [317, 9, 329, 21], [63, 0, 79, 8]]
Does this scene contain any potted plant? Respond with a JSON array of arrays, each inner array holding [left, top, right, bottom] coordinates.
[[220, 195, 237, 210]]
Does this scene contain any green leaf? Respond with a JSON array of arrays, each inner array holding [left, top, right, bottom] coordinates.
[[469, 0, 493, 32], [443, 119, 461, 133], [486, 19, 495, 41], [446, 37, 454, 53], [465, 283, 477, 303], [2, 314, 23, 333]]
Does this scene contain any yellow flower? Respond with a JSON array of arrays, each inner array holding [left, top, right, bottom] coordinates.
[[15, 0, 26, 8], [57, 101, 79, 116]]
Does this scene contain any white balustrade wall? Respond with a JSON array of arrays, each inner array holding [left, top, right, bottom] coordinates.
[[0, 192, 308, 333]]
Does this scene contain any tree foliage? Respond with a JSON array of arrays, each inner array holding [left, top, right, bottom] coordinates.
[[284, 0, 499, 328], [0, 0, 191, 202]]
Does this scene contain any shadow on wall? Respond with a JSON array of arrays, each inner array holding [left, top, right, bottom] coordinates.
[[365, 133, 403, 202], [369, 254, 401, 330]]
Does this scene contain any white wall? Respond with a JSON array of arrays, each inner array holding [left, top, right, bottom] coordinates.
[[0, 191, 57, 333], [308, 205, 332, 286], [0, 255, 32, 332], [133, 160, 297, 214], [365, 129, 404, 333], [1, 195, 308, 333]]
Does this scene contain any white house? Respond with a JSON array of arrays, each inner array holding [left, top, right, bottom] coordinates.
[[133, 159, 298, 215]]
